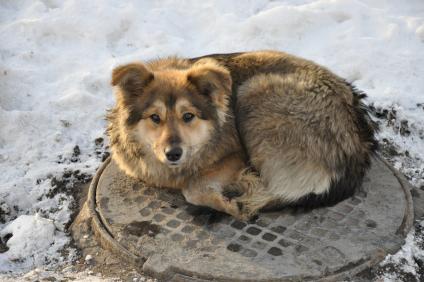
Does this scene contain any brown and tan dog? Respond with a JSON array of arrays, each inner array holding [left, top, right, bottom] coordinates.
[[107, 51, 377, 220]]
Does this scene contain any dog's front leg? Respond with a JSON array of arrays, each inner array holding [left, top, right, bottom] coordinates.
[[182, 153, 248, 220]]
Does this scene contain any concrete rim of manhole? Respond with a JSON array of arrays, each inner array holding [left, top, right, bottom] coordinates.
[[86, 155, 414, 282]]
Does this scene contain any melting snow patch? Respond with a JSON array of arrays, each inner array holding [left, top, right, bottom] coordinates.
[[0, 214, 68, 273], [378, 220, 424, 281]]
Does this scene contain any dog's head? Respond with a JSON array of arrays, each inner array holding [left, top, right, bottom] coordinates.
[[111, 58, 232, 167]]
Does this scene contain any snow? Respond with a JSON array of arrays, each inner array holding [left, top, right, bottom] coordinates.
[[0, 267, 121, 282], [0, 214, 68, 272], [0, 0, 423, 280], [379, 221, 424, 280], [85, 254, 93, 263]]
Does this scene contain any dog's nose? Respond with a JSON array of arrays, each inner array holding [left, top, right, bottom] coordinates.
[[165, 147, 183, 162]]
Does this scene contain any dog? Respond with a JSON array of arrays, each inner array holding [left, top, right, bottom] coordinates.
[[107, 50, 377, 220]]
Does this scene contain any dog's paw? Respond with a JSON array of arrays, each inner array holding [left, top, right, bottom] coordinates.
[[221, 184, 258, 221], [233, 200, 257, 222]]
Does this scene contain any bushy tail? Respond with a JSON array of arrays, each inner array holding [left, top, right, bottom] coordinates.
[[293, 85, 378, 209]]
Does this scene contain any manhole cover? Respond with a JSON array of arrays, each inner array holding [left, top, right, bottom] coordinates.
[[87, 156, 413, 281]]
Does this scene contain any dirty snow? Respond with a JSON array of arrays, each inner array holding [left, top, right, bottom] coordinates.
[[0, 0, 423, 280], [0, 214, 69, 272]]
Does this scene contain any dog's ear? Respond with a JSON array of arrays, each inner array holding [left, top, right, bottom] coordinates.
[[187, 64, 232, 125], [111, 63, 154, 95], [187, 65, 232, 103]]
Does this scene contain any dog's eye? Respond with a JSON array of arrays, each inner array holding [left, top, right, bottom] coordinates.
[[182, 113, 195, 123], [150, 114, 161, 124]]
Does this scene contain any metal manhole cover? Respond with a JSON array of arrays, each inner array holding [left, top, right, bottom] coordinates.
[[87, 156, 413, 281]]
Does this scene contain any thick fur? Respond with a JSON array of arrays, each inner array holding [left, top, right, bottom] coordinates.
[[107, 51, 377, 220]]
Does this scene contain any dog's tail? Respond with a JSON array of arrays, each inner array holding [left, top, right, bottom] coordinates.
[[293, 85, 379, 209]]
